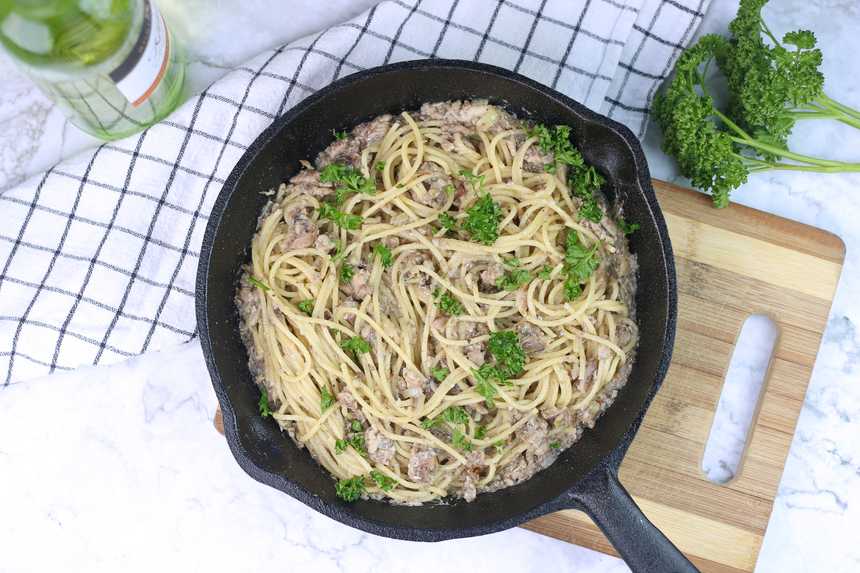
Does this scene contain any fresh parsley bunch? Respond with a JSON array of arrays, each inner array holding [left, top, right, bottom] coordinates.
[[654, 0, 860, 207]]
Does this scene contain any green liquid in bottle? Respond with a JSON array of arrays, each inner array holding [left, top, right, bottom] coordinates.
[[0, 0, 185, 140]]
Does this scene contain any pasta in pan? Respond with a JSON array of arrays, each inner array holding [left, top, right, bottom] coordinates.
[[236, 100, 638, 504]]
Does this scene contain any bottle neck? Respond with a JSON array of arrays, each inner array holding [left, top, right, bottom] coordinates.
[[0, 0, 135, 68]]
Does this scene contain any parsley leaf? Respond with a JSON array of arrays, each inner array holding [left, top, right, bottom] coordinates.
[[332, 240, 346, 263], [335, 476, 366, 502], [297, 299, 314, 316], [339, 262, 354, 284], [538, 265, 554, 280], [335, 439, 348, 454], [443, 184, 456, 196], [475, 425, 487, 440], [474, 375, 498, 408], [332, 129, 348, 140], [496, 267, 531, 291], [420, 417, 438, 430], [319, 163, 376, 204], [369, 470, 396, 491], [459, 168, 485, 189], [438, 212, 458, 232], [461, 193, 502, 245], [373, 243, 393, 268], [258, 389, 272, 418], [351, 419, 363, 432], [618, 216, 640, 235], [433, 288, 464, 316], [562, 232, 600, 302], [550, 441, 561, 450], [452, 429, 473, 451], [431, 366, 450, 382], [487, 331, 527, 380], [375, 161, 385, 172], [441, 406, 470, 425], [247, 276, 270, 291], [341, 336, 371, 356], [318, 202, 363, 230], [320, 388, 335, 412]]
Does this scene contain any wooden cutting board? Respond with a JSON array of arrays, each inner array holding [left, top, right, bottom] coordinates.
[[213, 181, 845, 573]]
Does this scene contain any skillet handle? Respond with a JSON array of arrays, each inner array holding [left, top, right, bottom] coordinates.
[[569, 467, 700, 573]]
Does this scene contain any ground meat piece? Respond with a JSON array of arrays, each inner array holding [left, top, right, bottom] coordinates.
[[541, 406, 574, 429], [522, 144, 554, 172], [517, 415, 550, 457], [285, 169, 334, 199], [574, 361, 597, 392], [412, 161, 451, 209], [353, 114, 392, 146], [337, 390, 365, 422], [281, 208, 319, 250], [464, 342, 486, 366], [515, 322, 546, 354], [402, 368, 436, 398], [408, 447, 437, 483], [420, 99, 491, 125], [617, 321, 636, 349], [314, 234, 335, 253], [365, 427, 396, 465], [345, 263, 372, 299], [462, 474, 477, 502], [479, 263, 504, 291], [465, 450, 487, 471], [316, 137, 362, 168], [358, 323, 379, 352], [499, 454, 531, 485], [376, 282, 400, 318]]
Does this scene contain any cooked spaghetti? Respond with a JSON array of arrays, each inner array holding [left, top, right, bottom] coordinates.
[[236, 100, 638, 504]]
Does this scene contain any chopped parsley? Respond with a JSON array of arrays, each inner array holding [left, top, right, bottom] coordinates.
[[433, 288, 464, 316], [247, 276, 270, 291], [441, 406, 470, 425], [544, 163, 557, 174], [538, 265, 554, 280], [334, 439, 348, 454], [420, 417, 438, 430], [550, 441, 561, 450], [335, 476, 366, 502], [562, 231, 600, 302], [320, 387, 335, 412], [474, 376, 498, 408], [452, 429, 473, 451], [373, 243, 393, 268], [494, 439, 506, 453], [618, 216, 640, 235], [495, 260, 532, 291], [474, 425, 487, 440], [530, 123, 606, 222], [438, 212, 458, 232], [350, 419, 363, 432], [331, 240, 346, 263], [258, 389, 272, 418], [341, 335, 371, 356], [297, 299, 314, 316], [487, 331, 527, 381], [332, 129, 348, 140], [318, 202, 363, 230], [319, 163, 376, 203], [335, 431, 366, 456], [431, 366, 450, 382], [369, 470, 396, 491], [443, 183, 456, 196], [461, 193, 502, 245], [459, 168, 485, 189], [375, 161, 385, 172], [339, 262, 354, 284]]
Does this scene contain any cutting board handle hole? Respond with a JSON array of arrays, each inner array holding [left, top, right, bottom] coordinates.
[[701, 314, 779, 484]]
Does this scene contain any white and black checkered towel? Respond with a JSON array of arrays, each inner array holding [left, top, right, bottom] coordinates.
[[0, 0, 708, 385]]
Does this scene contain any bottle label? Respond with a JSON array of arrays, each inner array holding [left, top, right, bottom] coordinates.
[[109, 0, 170, 107]]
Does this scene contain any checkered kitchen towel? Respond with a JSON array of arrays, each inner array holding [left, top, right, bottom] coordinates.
[[0, 0, 709, 384]]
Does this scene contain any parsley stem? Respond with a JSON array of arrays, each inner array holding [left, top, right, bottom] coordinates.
[[816, 93, 860, 122]]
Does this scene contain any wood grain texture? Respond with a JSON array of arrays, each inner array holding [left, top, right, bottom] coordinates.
[[212, 181, 844, 573]]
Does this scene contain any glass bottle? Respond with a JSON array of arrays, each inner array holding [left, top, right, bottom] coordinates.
[[0, 0, 185, 140]]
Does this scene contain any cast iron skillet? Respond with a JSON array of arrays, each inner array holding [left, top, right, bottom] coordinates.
[[197, 60, 693, 573]]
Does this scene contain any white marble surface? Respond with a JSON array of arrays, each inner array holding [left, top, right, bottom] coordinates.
[[1, 1, 859, 572]]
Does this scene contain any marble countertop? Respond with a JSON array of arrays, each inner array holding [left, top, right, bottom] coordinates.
[[1, 1, 858, 572]]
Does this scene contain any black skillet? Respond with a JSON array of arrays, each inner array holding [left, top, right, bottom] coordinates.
[[196, 60, 694, 573]]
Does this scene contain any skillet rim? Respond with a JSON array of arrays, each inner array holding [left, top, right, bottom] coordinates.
[[196, 58, 677, 541]]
